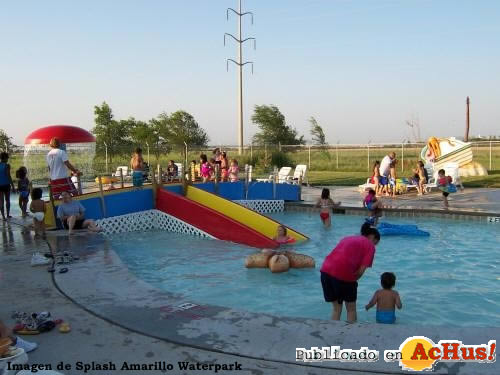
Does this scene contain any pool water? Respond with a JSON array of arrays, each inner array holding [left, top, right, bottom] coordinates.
[[110, 212, 500, 327]]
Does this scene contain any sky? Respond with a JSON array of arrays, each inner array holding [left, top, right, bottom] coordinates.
[[1, 0, 499, 146]]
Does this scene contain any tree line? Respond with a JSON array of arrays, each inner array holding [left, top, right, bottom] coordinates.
[[0, 103, 328, 157]]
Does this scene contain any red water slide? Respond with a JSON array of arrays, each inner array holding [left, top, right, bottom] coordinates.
[[156, 189, 278, 249]]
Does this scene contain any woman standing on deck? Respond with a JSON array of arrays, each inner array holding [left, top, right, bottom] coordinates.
[[320, 223, 380, 323]]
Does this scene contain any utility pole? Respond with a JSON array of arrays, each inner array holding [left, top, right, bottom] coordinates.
[[225, 0, 256, 155], [464, 96, 470, 142]]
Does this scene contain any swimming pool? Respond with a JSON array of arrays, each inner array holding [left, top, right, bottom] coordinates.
[[106, 212, 499, 326]]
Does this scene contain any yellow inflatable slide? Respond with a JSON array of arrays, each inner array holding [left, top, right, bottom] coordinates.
[[185, 186, 308, 242]]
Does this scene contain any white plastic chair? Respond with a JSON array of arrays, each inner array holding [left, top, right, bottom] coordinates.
[[424, 170, 440, 193], [112, 166, 129, 177], [256, 167, 292, 183], [444, 162, 464, 190], [287, 164, 308, 185]]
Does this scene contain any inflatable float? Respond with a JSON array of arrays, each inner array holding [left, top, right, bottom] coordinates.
[[377, 222, 430, 237], [95, 176, 118, 184], [245, 250, 315, 273]]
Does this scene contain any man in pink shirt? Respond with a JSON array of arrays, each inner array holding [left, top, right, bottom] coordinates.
[[320, 223, 380, 323]]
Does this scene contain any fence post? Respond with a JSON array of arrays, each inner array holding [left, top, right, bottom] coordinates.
[[76, 174, 83, 195], [152, 168, 157, 207], [367, 144, 370, 172], [157, 164, 162, 185], [401, 143, 404, 172], [278, 142, 281, 152], [298, 175, 302, 201], [146, 142, 150, 166], [490, 141, 492, 170], [308, 145, 311, 170], [119, 168, 124, 188], [214, 164, 220, 195], [245, 164, 249, 199], [265, 144, 268, 164], [272, 167, 277, 199], [336, 143, 339, 169], [250, 144, 253, 160], [97, 175, 107, 218], [184, 142, 188, 179], [104, 142, 108, 174]]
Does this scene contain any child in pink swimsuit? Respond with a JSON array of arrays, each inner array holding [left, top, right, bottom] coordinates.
[[199, 154, 213, 183]]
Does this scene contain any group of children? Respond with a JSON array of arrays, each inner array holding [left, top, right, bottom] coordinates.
[[0, 153, 46, 236], [371, 159, 400, 197], [194, 148, 239, 183], [371, 158, 456, 204]]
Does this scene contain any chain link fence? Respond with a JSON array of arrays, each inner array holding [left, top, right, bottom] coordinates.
[[5, 141, 500, 185]]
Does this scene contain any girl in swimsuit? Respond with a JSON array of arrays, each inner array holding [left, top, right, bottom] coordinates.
[[220, 152, 229, 182], [315, 188, 341, 228], [229, 159, 239, 182], [16, 167, 30, 217], [371, 161, 381, 195], [274, 225, 292, 244], [200, 154, 213, 183]]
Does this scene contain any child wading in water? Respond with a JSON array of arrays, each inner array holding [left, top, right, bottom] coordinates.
[[16, 167, 30, 217], [365, 272, 402, 324], [30, 188, 46, 238], [273, 225, 294, 245], [315, 188, 341, 228], [261, 225, 295, 256], [437, 169, 455, 209], [363, 189, 382, 225]]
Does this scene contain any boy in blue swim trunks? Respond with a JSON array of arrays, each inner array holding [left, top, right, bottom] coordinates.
[[365, 272, 402, 324]]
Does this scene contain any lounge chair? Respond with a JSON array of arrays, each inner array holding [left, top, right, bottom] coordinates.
[[424, 170, 439, 193], [256, 167, 292, 183], [358, 178, 376, 192], [287, 164, 308, 185], [112, 166, 130, 178]]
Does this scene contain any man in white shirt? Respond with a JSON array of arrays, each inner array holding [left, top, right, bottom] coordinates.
[[46, 137, 80, 199], [379, 152, 396, 178]]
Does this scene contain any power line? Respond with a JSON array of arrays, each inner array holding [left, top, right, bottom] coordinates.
[[224, 0, 256, 155]]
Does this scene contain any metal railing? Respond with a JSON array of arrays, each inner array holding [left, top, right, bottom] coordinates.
[[6, 141, 499, 186]]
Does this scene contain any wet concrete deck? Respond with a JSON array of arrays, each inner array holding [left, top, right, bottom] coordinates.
[[302, 186, 500, 215]]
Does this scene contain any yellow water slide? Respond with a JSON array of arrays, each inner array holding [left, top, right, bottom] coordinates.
[[185, 186, 308, 242]]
